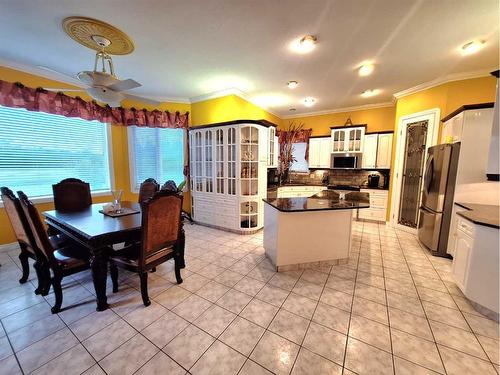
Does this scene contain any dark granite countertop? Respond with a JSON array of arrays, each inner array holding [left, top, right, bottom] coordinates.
[[263, 191, 370, 212], [455, 202, 499, 229]]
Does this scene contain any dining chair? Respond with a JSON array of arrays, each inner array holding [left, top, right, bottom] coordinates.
[[138, 178, 160, 203], [109, 189, 185, 306], [52, 178, 92, 212], [1, 187, 48, 294], [18, 191, 92, 313]]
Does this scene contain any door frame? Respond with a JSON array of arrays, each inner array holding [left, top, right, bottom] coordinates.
[[390, 108, 440, 233]]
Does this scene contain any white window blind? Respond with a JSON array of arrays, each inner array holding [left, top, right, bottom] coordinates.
[[128, 126, 185, 191], [0, 105, 112, 198]]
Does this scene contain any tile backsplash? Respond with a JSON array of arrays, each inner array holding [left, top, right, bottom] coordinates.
[[289, 169, 389, 188]]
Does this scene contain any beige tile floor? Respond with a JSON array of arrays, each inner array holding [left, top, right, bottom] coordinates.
[[0, 221, 498, 374]]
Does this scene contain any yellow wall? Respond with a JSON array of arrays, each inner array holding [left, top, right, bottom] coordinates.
[[191, 95, 282, 126], [281, 105, 396, 135], [0, 66, 191, 244], [388, 76, 497, 220]]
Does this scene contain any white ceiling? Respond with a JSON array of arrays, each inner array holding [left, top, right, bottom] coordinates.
[[0, 0, 498, 116]]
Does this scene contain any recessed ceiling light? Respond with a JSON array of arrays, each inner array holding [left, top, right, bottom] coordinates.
[[287, 81, 299, 89], [303, 97, 316, 107], [289, 35, 317, 54], [358, 63, 375, 77], [461, 40, 485, 55], [361, 89, 380, 98], [289, 108, 296, 112]]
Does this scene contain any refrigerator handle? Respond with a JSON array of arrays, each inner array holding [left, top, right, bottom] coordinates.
[[424, 155, 434, 193]]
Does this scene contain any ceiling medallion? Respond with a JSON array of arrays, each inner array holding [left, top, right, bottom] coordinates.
[[62, 16, 134, 55]]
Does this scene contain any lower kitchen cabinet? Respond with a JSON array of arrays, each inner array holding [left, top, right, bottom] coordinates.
[[357, 189, 388, 222], [451, 213, 499, 315], [277, 185, 326, 198]]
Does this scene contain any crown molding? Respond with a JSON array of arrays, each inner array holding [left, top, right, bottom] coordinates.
[[282, 101, 395, 119], [393, 69, 494, 99]]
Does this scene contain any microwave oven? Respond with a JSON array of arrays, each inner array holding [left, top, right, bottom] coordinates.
[[332, 154, 362, 169]]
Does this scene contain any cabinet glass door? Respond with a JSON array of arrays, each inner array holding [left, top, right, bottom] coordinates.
[[332, 130, 342, 152], [204, 131, 213, 193], [216, 129, 225, 194], [269, 127, 275, 166], [194, 132, 203, 192], [241, 126, 259, 196], [227, 127, 237, 195]]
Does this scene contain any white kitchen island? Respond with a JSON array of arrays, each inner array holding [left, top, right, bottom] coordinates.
[[263, 190, 369, 271]]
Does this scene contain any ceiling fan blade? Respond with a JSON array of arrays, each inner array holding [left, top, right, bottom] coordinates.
[[43, 88, 86, 92], [108, 79, 142, 92], [123, 93, 161, 106]]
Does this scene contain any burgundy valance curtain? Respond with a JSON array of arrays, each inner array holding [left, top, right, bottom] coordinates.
[[0, 80, 189, 128], [277, 128, 313, 161]]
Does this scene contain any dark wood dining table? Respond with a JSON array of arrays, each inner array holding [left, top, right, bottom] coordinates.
[[43, 201, 142, 311]]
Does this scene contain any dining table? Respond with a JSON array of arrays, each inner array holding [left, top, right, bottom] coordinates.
[[43, 201, 143, 311]]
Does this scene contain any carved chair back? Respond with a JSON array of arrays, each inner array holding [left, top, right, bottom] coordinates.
[[52, 178, 92, 212], [138, 178, 160, 203], [1, 187, 37, 256], [18, 191, 56, 264], [139, 190, 183, 269]]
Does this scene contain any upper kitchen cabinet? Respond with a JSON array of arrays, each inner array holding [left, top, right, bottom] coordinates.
[[376, 132, 393, 169], [362, 132, 393, 169], [309, 137, 331, 168], [330, 125, 366, 153], [267, 126, 278, 168], [362, 134, 378, 168]]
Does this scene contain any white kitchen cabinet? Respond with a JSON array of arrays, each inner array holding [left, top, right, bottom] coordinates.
[[331, 126, 365, 153], [277, 185, 326, 198], [452, 224, 473, 290], [362, 134, 378, 168], [358, 189, 388, 222], [376, 133, 393, 169], [451, 212, 499, 315], [267, 126, 278, 168], [309, 137, 331, 168], [190, 121, 272, 233]]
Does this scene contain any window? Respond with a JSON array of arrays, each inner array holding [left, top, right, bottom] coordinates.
[[128, 126, 185, 191], [0, 105, 112, 198], [289, 142, 309, 172]]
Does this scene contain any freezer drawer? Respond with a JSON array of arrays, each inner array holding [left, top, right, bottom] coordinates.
[[418, 207, 442, 252]]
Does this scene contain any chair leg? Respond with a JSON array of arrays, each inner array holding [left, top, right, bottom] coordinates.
[[33, 260, 45, 295], [51, 273, 63, 314], [109, 262, 119, 293], [40, 264, 52, 296], [139, 272, 151, 307], [174, 258, 183, 284], [18, 247, 29, 284]]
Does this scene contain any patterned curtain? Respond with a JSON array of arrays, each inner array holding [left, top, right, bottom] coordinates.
[[0, 80, 189, 129], [277, 128, 313, 161]]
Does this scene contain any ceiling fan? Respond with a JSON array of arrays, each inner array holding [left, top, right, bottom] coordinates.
[[43, 35, 160, 108]]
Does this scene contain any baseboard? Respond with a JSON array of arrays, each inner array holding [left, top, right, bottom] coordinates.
[[0, 242, 18, 252]]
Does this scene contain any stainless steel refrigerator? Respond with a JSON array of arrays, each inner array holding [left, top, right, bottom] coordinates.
[[418, 143, 460, 257]]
